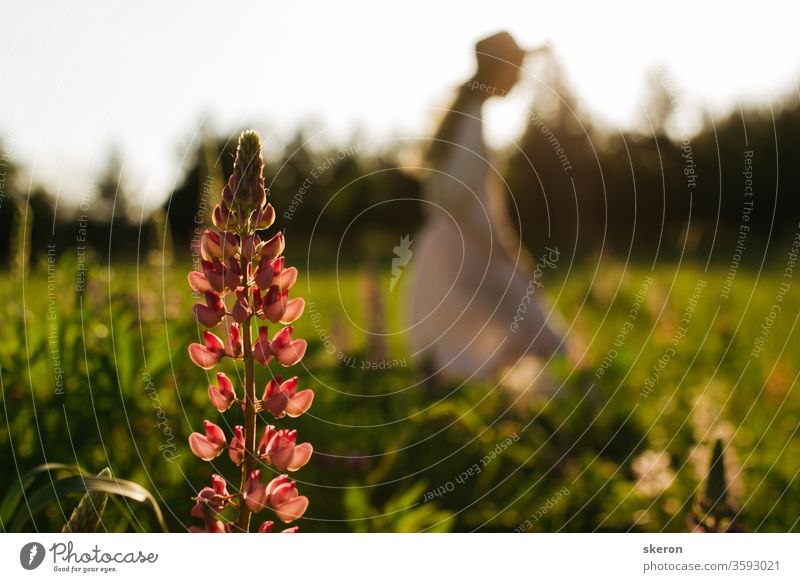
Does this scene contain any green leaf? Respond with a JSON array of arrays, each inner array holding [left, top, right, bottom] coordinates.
[[62, 468, 112, 533], [10, 474, 168, 533], [0, 463, 85, 530]]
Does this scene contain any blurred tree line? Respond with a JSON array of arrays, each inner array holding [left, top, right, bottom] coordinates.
[[165, 133, 423, 265], [505, 59, 800, 263], [1, 56, 798, 268]]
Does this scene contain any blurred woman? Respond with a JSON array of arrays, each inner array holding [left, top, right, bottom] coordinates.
[[407, 32, 575, 393]]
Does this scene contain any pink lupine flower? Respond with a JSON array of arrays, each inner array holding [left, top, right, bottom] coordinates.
[[262, 376, 314, 418], [225, 322, 243, 358], [241, 233, 262, 260], [208, 372, 237, 412], [254, 267, 304, 324], [260, 231, 285, 260], [224, 258, 243, 290], [281, 298, 305, 325], [191, 474, 230, 520], [260, 286, 289, 323], [201, 230, 239, 261], [212, 202, 233, 231], [198, 259, 226, 294], [193, 291, 226, 327], [262, 428, 313, 472], [266, 475, 309, 523], [253, 254, 275, 289], [254, 204, 276, 230], [189, 420, 227, 461], [229, 425, 245, 466], [187, 130, 314, 533], [270, 326, 307, 366], [188, 331, 226, 369], [243, 470, 269, 512], [274, 266, 298, 293], [252, 326, 272, 366], [232, 286, 250, 323], [257, 424, 278, 456], [187, 270, 214, 294]]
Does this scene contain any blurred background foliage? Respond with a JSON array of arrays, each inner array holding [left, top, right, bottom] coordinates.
[[1, 259, 798, 531]]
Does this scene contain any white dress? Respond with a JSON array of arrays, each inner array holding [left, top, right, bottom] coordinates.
[[407, 97, 568, 383]]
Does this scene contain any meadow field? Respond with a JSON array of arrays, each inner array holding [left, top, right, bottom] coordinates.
[[1, 253, 798, 532]]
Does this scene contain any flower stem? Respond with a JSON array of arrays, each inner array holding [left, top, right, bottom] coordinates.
[[237, 250, 257, 532]]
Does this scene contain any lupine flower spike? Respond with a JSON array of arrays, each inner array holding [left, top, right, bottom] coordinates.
[[187, 130, 313, 532]]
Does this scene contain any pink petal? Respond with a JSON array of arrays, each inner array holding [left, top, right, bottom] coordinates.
[[201, 231, 222, 261], [261, 376, 283, 399], [244, 472, 269, 513], [274, 495, 308, 523], [266, 475, 291, 500], [188, 271, 213, 293], [265, 291, 288, 323], [258, 521, 275, 533], [224, 258, 242, 290], [274, 267, 298, 292], [275, 340, 307, 367], [263, 393, 290, 418], [257, 425, 278, 457], [191, 488, 214, 518], [193, 304, 223, 327], [252, 326, 272, 366], [217, 373, 235, 399], [270, 256, 286, 274], [254, 262, 274, 290], [246, 491, 268, 513], [269, 444, 295, 472], [212, 203, 232, 230], [220, 232, 239, 260], [211, 474, 228, 496], [202, 260, 226, 294], [287, 442, 313, 471], [232, 300, 249, 323], [229, 425, 244, 466], [241, 234, 261, 260], [208, 384, 230, 412], [279, 298, 305, 324], [188, 343, 223, 369], [203, 331, 225, 352], [254, 203, 275, 230], [280, 377, 299, 397], [261, 231, 285, 260], [270, 326, 293, 351], [189, 432, 224, 461], [286, 389, 314, 418], [204, 420, 227, 446], [225, 323, 243, 358]]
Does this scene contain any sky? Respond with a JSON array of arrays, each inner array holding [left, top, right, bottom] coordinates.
[[1, 0, 798, 210]]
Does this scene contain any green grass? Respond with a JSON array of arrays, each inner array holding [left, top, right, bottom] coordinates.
[[1, 254, 799, 532]]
